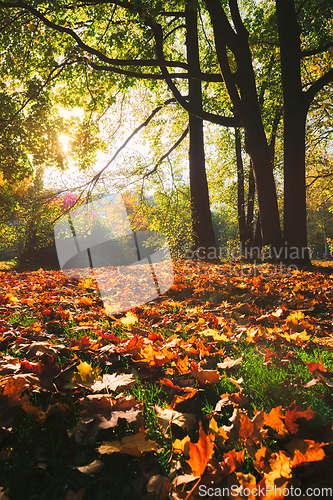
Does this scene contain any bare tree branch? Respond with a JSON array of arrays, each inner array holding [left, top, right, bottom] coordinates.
[[143, 126, 189, 179]]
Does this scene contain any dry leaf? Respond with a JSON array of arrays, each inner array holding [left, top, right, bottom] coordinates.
[[172, 436, 191, 457], [90, 373, 135, 392], [120, 311, 138, 326], [98, 431, 158, 457], [146, 475, 171, 500], [65, 489, 85, 500], [191, 369, 220, 385], [186, 421, 214, 477], [217, 356, 243, 370], [200, 329, 229, 342], [155, 406, 197, 434], [75, 459, 104, 475]]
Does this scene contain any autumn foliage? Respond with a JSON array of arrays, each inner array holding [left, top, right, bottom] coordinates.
[[0, 260, 333, 499]]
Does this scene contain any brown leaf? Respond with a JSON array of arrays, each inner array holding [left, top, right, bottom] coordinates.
[[75, 459, 104, 475], [191, 369, 220, 385], [0, 487, 10, 500], [3, 376, 29, 405], [155, 406, 197, 434], [285, 439, 326, 467], [186, 422, 214, 477], [90, 373, 135, 392], [146, 475, 171, 500], [217, 356, 243, 370], [98, 431, 158, 457], [65, 489, 85, 500]]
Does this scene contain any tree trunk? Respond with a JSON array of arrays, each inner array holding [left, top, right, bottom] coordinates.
[[204, 0, 283, 253], [235, 128, 246, 245], [276, 0, 310, 264], [186, 2, 217, 255], [246, 162, 255, 244]]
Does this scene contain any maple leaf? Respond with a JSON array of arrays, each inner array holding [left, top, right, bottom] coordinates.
[[284, 402, 317, 434], [209, 417, 228, 448], [191, 369, 220, 385], [173, 435, 191, 457], [307, 355, 327, 374], [64, 361, 101, 389], [120, 311, 138, 326], [217, 355, 243, 370], [146, 475, 171, 500], [75, 459, 104, 475], [90, 373, 135, 392], [2, 376, 29, 405], [186, 422, 215, 477], [65, 489, 85, 500], [263, 406, 287, 436], [214, 391, 248, 412], [98, 431, 158, 456], [155, 406, 197, 435], [176, 355, 190, 374], [78, 297, 93, 306], [285, 438, 326, 467], [201, 329, 229, 342]]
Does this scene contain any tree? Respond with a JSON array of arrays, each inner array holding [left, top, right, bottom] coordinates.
[[276, 0, 333, 263], [0, 0, 331, 265]]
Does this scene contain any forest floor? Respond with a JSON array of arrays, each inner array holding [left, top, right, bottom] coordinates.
[[0, 259, 333, 500]]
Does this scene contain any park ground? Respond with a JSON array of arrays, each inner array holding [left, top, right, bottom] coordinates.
[[0, 258, 333, 500]]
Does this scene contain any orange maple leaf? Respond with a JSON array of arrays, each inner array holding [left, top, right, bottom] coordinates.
[[285, 402, 317, 434], [186, 421, 215, 477]]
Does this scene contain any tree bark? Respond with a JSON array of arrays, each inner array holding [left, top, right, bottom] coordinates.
[[204, 0, 283, 252], [235, 128, 246, 245], [186, 1, 217, 255], [276, 0, 310, 264]]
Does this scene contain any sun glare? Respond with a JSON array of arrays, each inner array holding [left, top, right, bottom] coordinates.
[[59, 133, 71, 154]]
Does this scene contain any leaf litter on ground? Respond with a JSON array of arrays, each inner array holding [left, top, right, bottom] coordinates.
[[0, 260, 333, 498]]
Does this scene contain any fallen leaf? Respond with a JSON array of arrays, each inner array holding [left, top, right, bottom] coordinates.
[[191, 369, 220, 385], [172, 435, 191, 457], [155, 406, 197, 434], [186, 421, 215, 477], [75, 459, 104, 475], [120, 311, 138, 326], [146, 475, 171, 500], [65, 489, 85, 500], [98, 431, 158, 456], [217, 356, 243, 370], [90, 373, 135, 392], [201, 329, 229, 342]]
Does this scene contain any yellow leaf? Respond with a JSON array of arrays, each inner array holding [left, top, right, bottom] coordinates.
[[120, 311, 138, 326], [200, 329, 229, 342], [173, 436, 191, 457], [209, 417, 228, 448]]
